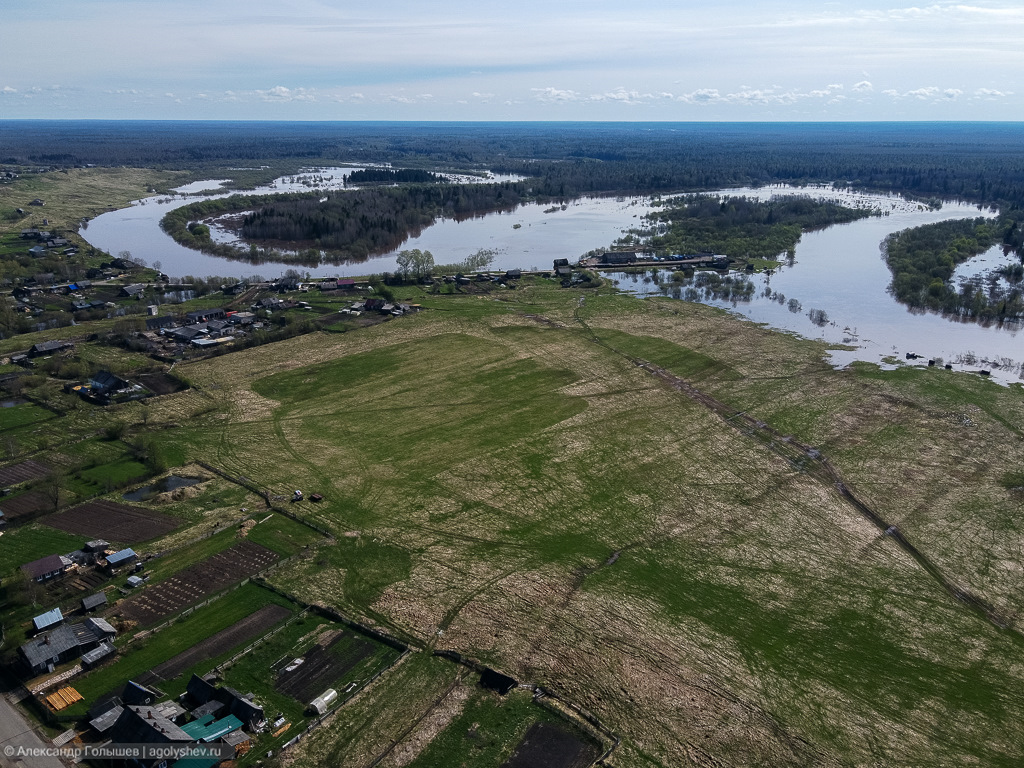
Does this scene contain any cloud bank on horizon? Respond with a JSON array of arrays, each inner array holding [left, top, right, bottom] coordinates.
[[2, 0, 1021, 120]]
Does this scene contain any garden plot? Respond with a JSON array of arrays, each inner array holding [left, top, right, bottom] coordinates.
[[113, 540, 278, 627], [0, 459, 51, 486], [43, 500, 179, 542], [275, 629, 376, 703], [142, 603, 292, 684], [501, 722, 599, 768], [0, 490, 51, 521]]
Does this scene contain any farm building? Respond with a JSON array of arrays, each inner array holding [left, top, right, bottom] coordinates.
[[122, 680, 160, 706], [81, 641, 115, 669], [120, 283, 146, 298], [28, 340, 73, 357], [85, 617, 117, 641], [186, 307, 227, 324], [20, 618, 116, 675], [82, 592, 108, 612], [599, 251, 638, 265], [33, 607, 65, 632], [145, 315, 176, 331], [90, 370, 128, 395], [181, 713, 244, 742], [104, 548, 138, 571], [21, 554, 72, 582], [167, 325, 206, 343], [185, 674, 266, 730]]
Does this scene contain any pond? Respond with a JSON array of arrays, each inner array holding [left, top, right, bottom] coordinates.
[[122, 475, 203, 502]]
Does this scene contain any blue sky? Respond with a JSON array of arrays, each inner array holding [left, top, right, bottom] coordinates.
[[2, 1, 1022, 120]]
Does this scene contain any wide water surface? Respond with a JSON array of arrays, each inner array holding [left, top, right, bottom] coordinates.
[[81, 177, 1022, 383]]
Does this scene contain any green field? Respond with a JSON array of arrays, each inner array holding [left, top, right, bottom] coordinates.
[[2, 274, 1023, 765], [99, 282, 1015, 767]]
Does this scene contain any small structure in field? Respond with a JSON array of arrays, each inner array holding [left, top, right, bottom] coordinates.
[[308, 688, 338, 716]]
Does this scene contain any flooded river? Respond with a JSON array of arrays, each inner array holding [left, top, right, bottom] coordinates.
[[80, 175, 1022, 383]]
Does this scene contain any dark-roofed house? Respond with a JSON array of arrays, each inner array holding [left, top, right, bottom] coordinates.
[[21, 554, 71, 582], [121, 283, 146, 298], [600, 251, 637, 265], [82, 592, 108, 612], [108, 704, 193, 747], [122, 680, 159, 706], [145, 315, 176, 331], [90, 370, 128, 395], [33, 607, 64, 632], [185, 674, 265, 731], [20, 625, 80, 674], [28, 340, 73, 357], [186, 308, 227, 324], [20, 618, 116, 674]]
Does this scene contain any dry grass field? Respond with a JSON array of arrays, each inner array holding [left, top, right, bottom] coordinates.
[[0, 167, 188, 234], [125, 282, 1024, 767]]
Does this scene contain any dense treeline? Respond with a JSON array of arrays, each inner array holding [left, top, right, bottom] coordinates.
[[4, 121, 1024, 208], [346, 168, 444, 185], [627, 195, 875, 260], [161, 182, 545, 263], [884, 217, 1024, 320]]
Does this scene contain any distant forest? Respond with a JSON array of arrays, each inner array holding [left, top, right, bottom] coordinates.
[[4, 121, 1024, 207]]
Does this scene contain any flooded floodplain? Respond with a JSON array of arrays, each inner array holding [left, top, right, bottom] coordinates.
[[81, 175, 1021, 383]]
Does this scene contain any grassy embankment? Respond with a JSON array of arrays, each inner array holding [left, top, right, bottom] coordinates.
[[101, 278, 1023, 767]]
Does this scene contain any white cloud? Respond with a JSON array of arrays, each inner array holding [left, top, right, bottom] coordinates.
[[974, 87, 1011, 98], [256, 86, 315, 102], [853, 81, 873, 92], [531, 87, 583, 103]]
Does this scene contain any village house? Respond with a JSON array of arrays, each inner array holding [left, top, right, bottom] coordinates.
[[21, 553, 72, 582], [28, 340, 74, 357], [90, 370, 129, 396], [20, 617, 117, 675]]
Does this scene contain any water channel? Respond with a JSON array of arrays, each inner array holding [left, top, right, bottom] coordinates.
[[80, 173, 1022, 383]]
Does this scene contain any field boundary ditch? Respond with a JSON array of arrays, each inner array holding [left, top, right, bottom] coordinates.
[[572, 307, 1020, 637]]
